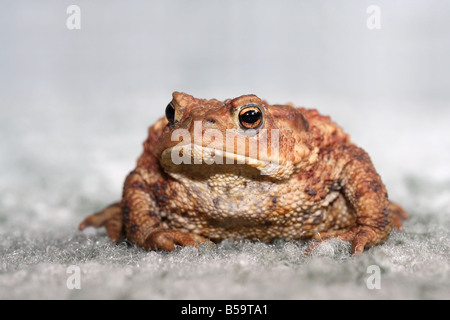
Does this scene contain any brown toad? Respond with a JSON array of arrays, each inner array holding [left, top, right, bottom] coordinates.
[[79, 92, 408, 254]]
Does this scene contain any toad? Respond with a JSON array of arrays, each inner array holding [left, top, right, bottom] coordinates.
[[79, 92, 408, 254]]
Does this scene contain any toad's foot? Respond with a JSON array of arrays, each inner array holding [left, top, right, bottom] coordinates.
[[144, 228, 211, 251], [309, 225, 389, 255], [389, 202, 409, 230], [307, 201, 409, 254], [79, 202, 123, 242]]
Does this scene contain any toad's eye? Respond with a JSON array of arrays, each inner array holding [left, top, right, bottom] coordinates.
[[165, 102, 175, 123], [238, 104, 263, 129]]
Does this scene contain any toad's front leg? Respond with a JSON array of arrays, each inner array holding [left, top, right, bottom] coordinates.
[[314, 145, 408, 254], [121, 169, 208, 251], [338, 145, 409, 253]]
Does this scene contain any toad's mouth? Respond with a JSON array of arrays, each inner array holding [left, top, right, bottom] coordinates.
[[160, 143, 293, 179]]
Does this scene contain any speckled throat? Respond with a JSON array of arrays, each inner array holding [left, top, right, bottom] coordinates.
[[157, 155, 354, 243]]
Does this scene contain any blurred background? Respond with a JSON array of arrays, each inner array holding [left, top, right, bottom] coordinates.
[[1, 0, 449, 235], [1, 0, 449, 299]]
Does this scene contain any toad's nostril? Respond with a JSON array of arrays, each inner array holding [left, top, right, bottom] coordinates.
[[201, 117, 219, 127]]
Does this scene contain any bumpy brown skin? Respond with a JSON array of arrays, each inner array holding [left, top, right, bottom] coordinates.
[[79, 92, 408, 254]]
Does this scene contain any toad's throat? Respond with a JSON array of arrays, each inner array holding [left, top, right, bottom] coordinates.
[[160, 143, 294, 179]]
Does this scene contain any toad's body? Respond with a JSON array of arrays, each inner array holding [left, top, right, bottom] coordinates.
[[80, 92, 408, 254]]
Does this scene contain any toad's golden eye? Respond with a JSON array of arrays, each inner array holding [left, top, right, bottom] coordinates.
[[238, 104, 263, 129], [165, 102, 175, 123]]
